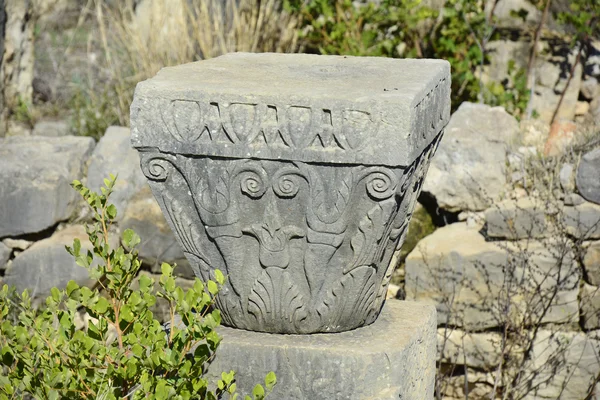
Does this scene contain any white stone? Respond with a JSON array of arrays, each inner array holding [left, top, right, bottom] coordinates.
[[437, 328, 503, 370], [521, 330, 600, 400], [484, 197, 548, 239], [405, 223, 580, 330], [423, 103, 518, 212]]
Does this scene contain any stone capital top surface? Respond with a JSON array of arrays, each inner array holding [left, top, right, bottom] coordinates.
[[131, 52, 450, 166]]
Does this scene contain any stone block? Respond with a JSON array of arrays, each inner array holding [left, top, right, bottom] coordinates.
[[2, 225, 119, 297], [0, 136, 95, 238], [577, 148, 600, 205], [437, 328, 503, 370], [484, 197, 548, 239], [422, 102, 518, 212], [131, 53, 450, 333], [562, 201, 600, 239], [584, 241, 600, 286], [521, 330, 600, 400], [405, 223, 580, 330], [86, 126, 148, 219], [205, 300, 437, 400], [582, 283, 600, 330]]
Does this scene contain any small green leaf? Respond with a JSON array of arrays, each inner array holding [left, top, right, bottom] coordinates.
[[106, 204, 117, 219], [94, 297, 110, 314], [161, 263, 173, 277], [66, 280, 79, 297], [207, 280, 219, 296], [252, 384, 265, 399], [215, 269, 225, 285], [265, 371, 276, 391]]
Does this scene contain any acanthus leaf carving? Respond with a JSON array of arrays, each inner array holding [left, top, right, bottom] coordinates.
[[248, 268, 308, 333], [317, 266, 378, 331]]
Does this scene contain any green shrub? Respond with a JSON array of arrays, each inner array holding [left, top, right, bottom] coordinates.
[[0, 175, 275, 399]]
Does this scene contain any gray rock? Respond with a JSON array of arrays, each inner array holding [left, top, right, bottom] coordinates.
[[437, 328, 503, 370], [441, 369, 497, 399], [564, 193, 586, 206], [521, 330, 600, 400], [121, 186, 193, 278], [205, 300, 437, 400], [581, 77, 599, 100], [423, 102, 519, 212], [577, 148, 600, 205], [405, 223, 580, 330], [0, 242, 11, 270], [3, 225, 119, 297], [581, 283, 600, 330], [583, 241, 600, 286], [2, 238, 32, 251], [0, 136, 95, 238], [131, 53, 450, 333], [32, 120, 70, 137], [487, 0, 542, 30], [86, 126, 148, 219], [484, 197, 548, 239], [559, 162, 574, 193], [562, 201, 600, 239]]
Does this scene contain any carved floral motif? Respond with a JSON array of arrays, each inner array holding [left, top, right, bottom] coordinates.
[[138, 132, 442, 333]]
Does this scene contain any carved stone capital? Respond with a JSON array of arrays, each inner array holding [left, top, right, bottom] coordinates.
[[131, 53, 450, 333]]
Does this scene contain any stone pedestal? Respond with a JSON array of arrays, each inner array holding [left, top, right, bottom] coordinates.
[[206, 301, 437, 400]]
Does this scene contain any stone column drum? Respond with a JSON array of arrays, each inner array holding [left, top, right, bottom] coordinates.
[[131, 53, 450, 335]]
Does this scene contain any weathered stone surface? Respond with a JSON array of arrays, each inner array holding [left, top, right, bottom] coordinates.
[[132, 53, 450, 166], [530, 55, 582, 124], [484, 197, 548, 239], [121, 187, 193, 278], [562, 201, 600, 239], [581, 77, 599, 100], [131, 53, 450, 333], [521, 330, 600, 400], [3, 225, 119, 296], [0, 242, 10, 270], [423, 102, 518, 212], [405, 223, 580, 330], [487, 0, 542, 29], [583, 241, 600, 286], [32, 119, 70, 137], [2, 238, 32, 251], [581, 283, 600, 330], [205, 300, 437, 400], [437, 328, 502, 370], [440, 369, 497, 400], [577, 148, 600, 205], [559, 162, 574, 193], [564, 192, 586, 206], [0, 136, 95, 238], [87, 126, 147, 218]]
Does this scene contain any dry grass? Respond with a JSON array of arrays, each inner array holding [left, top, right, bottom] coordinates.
[[91, 0, 300, 127]]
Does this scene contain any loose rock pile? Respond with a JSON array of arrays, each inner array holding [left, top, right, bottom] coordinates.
[[407, 102, 600, 399]]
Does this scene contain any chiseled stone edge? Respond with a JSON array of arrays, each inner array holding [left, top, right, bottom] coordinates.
[[130, 58, 450, 167]]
